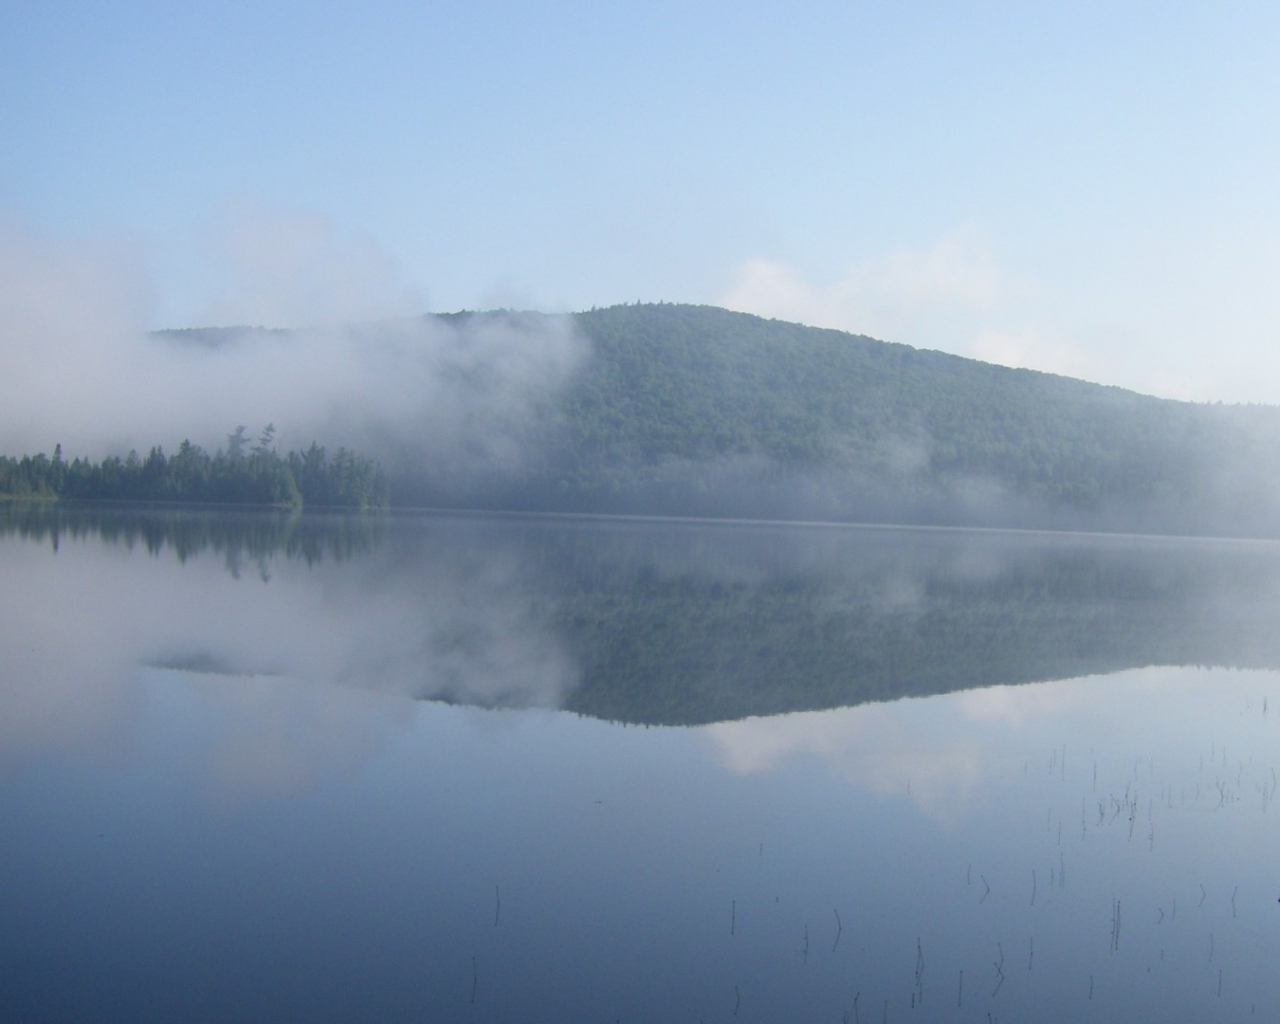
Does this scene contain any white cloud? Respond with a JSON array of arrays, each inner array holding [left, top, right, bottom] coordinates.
[[865, 230, 1002, 307], [199, 201, 426, 329], [717, 228, 1163, 393], [969, 327, 1096, 380], [719, 226, 1003, 346]]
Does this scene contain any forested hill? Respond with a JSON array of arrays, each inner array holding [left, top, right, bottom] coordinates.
[[448, 303, 1280, 537], [68, 303, 1280, 535]]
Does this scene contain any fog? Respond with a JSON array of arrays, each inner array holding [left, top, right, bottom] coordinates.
[[0, 221, 587, 483], [9, 219, 1280, 536]]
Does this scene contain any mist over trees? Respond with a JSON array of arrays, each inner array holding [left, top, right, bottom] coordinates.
[[8, 303, 1280, 535], [404, 304, 1280, 537]]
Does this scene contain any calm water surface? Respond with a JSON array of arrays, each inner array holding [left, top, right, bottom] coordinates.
[[2, 508, 1280, 1022]]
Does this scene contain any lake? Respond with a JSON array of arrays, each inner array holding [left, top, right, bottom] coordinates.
[[3, 505, 1280, 1022]]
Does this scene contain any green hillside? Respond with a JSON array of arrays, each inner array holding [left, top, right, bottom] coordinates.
[[492, 303, 1280, 535], [17, 303, 1280, 536]]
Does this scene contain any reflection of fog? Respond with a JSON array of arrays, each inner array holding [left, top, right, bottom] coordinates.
[[0, 521, 582, 792], [152, 671, 415, 807], [323, 535, 577, 709], [145, 526, 582, 711], [9, 512, 1280, 797], [0, 540, 145, 770]]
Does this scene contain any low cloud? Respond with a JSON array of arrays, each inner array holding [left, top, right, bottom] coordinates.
[[0, 215, 588, 474], [198, 201, 426, 329], [720, 226, 1003, 343], [970, 327, 1096, 380], [715, 227, 1118, 392]]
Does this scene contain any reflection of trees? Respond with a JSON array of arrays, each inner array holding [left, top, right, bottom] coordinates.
[[9, 507, 1280, 726], [0, 502, 384, 571]]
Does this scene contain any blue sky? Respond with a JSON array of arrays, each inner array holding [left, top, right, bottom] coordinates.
[[4, 1, 1280, 403]]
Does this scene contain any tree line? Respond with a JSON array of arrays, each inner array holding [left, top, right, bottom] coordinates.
[[0, 425, 389, 509]]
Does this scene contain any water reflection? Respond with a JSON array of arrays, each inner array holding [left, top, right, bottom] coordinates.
[[4, 510, 1280, 1020], [707, 666, 1276, 826], [7, 506, 1280, 774], [0, 510, 580, 779], [0, 501, 383, 566], [9, 507, 1280, 725], [707, 702, 988, 824], [700, 667, 1280, 1021]]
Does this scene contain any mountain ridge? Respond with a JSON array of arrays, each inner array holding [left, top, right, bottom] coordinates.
[[152, 302, 1280, 537]]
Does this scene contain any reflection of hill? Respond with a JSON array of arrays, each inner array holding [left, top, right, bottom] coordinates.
[[9, 506, 1280, 726], [156, 305, 1280, 535], [538, 525, 1280, 725]]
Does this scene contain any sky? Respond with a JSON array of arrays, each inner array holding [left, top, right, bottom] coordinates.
[[3, 1, 1280, 405]]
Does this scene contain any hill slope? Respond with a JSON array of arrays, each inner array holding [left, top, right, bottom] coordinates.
[[155, 303, 1280, 536], [475, 304, 1280, 536]]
